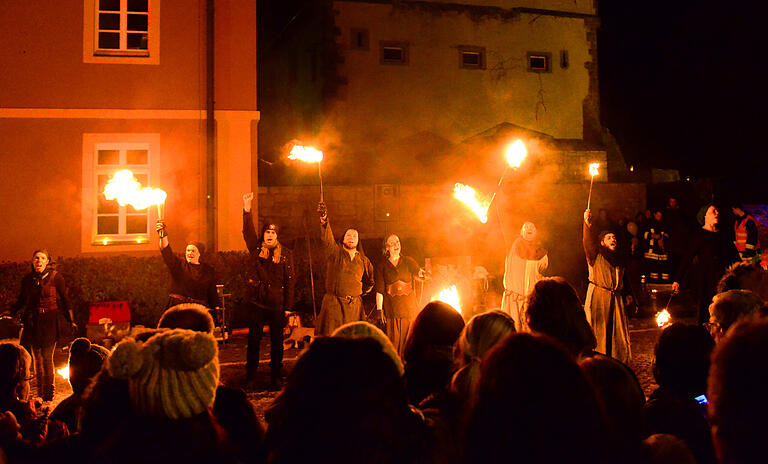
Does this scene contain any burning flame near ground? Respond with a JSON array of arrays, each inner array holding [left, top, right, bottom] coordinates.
[[57, 366, 69, 380], [454, 183, 490, 223], [431, 285, 461, 314], [288, 145, 323, 162], [656, 309, 671, 328], [505, 140, 527, 169], [103, 170, 166, 210]]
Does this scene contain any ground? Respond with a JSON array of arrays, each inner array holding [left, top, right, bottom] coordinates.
[[46, 290, 696, 422]]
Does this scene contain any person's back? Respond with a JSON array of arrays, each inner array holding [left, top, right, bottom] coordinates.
[[708, 319, 768, 464], [463, 332, 608, 464], [266, 337, 425, 464]]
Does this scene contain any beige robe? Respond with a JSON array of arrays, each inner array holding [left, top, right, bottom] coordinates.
[[501, 240, 548, 331]]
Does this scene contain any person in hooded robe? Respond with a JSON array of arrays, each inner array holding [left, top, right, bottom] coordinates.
[[501, 222, 548, 331], [242, 192, 295, 389], [583, 209, 631, 363], [315, 201, 374, 336]]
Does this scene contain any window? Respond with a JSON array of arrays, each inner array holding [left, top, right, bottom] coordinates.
[[458, 46, 485, 69], [83, 0, 160, 64], [350, 28, 369, 51], [81, 134, 160, 252], [380, 41, 409, 65], [527, 52, 551, 73]]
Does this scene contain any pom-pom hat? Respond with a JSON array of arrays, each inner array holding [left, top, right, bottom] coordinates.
[[107, 328, 219, 419]]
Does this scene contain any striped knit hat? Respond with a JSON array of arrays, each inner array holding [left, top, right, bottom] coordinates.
[[107, 328, 219, 419]]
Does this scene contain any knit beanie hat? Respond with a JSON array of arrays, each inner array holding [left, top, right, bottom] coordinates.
[[332, 321, 404, 376], [107, 328, 219, 419], [68, 338, 110, 394]]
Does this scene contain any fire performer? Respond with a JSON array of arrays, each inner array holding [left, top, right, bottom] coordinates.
[[155, 221, 220, 311], [672, 204, 740, 324], [242, 192, 295, 389], [501, 222, 548, 331], [583, 209, 631, 363], [316, 201, 374, 336], [375, 234, 426, 355], [4, 250, 76, 401]]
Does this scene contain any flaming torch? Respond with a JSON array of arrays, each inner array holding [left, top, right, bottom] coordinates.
[[103, 170, 167, 219], [454, 183, 490, 223], [288, 144, 324, 202], [489, 140, 528, 209], [586, 162, 600, 210], [431, 285, 462, 314], [656, 309, 671, 328]]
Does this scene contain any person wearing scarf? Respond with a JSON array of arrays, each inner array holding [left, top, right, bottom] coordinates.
[[242, 192, 295, 389], [5, 249, 75, 401], [501, 222, 549, 331], [583, 209, 631, 363]]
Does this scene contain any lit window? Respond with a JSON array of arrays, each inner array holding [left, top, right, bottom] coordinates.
[[95, 144, 152, 243], [84, 0, 160, 64], [380, 41, 409, 65], [527, 52, 551, 73], [81, 134, 160, 251], [458, 46, 485, 69]]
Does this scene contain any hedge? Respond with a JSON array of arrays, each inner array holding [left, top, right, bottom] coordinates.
[[0, 239, 333, 331]]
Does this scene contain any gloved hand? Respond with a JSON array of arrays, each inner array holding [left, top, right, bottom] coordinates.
[[156, 220, 167, 238], [317, 202, 328, 225]]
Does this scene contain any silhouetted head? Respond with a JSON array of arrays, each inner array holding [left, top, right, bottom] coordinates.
[[158, 303, 215, 334], [0, 342, 32, 402], [653, 323, 714, 397]]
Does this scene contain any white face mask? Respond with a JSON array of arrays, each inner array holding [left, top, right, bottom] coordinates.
[[33, 253, 49, 273], [185, 245, 201, 264]]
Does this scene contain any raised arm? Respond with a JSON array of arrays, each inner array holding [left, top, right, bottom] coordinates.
[[242, 192, 261, 255], [318, 202, 339, 254], [583, 210, 599, 265]]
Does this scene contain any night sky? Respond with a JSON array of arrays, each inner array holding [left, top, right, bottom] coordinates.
[[599, 2, 768, 180]]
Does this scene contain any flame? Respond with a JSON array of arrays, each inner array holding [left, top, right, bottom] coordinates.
[[505, 140, 527, 168], [431, 285, 461, 313], [288, 145, 323, 163], [103, 170, 166, 210], [57, 366, 69, 380], [589, 162, 600, 177], [453, 183, 490, 223], [656, 309, 671, 328]]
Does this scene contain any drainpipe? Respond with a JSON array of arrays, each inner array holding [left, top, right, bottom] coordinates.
[[206, 0, 216, 251]]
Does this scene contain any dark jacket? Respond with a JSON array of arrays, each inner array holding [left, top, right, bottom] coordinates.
[[161, 246, 220, 309], [243, 211, 295, 311], [320, 221, 374, 298], [10, 268, 73, 346]]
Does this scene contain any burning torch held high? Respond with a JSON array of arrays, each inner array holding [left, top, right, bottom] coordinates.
[[103, 169, 167, 219], [288, 144, 325, 201], [453, 183, 490, 223]]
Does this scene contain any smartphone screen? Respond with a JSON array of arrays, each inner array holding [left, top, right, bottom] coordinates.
[[695, 394, 709, 418]]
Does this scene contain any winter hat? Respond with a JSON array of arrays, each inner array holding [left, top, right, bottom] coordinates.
[[107, 328, 219, 419], [158, 303, 215, 334], [68, 338, 110, 394], [332, 321, 404, 376]]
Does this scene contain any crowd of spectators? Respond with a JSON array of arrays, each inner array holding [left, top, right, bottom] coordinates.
[[0, 197, 766, 463]]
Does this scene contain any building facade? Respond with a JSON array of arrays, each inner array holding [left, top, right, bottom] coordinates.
[[0, 0, 258, 261]]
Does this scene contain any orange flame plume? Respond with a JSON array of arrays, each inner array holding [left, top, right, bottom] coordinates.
[[431, 285, 461, 314], [288, 145, 323, 163], [454, 183, 490, 223], [589, 162, 600, 177], [103, 170, 167, 215], [505, 140, 528, 169], [57, 366, 70, 380], [656, 309, 671, 328]]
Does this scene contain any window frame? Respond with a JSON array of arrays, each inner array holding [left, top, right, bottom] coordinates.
[[458, 46, 486, 70], [379, 41, 409, 65], [83, 0, 161, 65], [81, 133, 161, 253], [527, 52, 552, 73]]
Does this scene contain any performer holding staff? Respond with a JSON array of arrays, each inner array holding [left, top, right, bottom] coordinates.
[[5, 249, 76, 401], [501, 222, 548, 331], [375, 234, 427, 355], [315, 201, 374, 336], [583, 209, 631, 363], [242, 192, 295, 389], [156, 220, 220, 310]]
